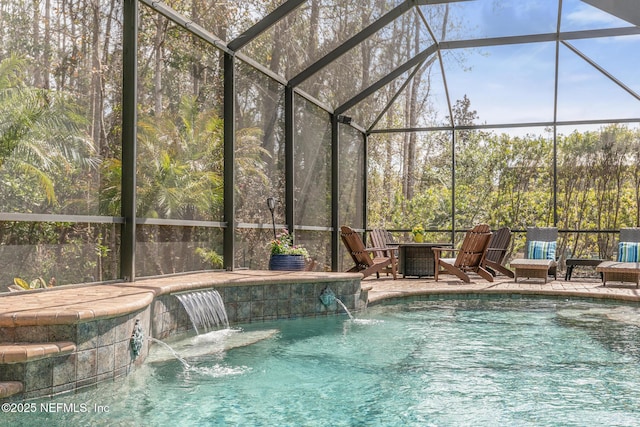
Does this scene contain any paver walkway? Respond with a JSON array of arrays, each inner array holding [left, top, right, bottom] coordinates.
[[364, 273, 640, 304]]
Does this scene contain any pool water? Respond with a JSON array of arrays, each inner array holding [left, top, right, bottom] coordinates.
[[9, 298, 640, 426]]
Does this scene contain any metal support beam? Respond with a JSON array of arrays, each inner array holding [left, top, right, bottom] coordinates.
[[138, 0, 230, 54], [368, 117, 640, 134], [451, 129, 456, 244], [285, 85, 295, 237], [290, 0, 415, 87], [121, 0, 138, 282], [362, 132, 369, 234], [223, 52, 236, 270], [439, 26, 640, 50], [367, 58, 429, 133], [553, 126, 558, 227], [335, 45, 438, 115], [562, 41, 640, 102], [228, 0, 307, 51], [553, 1, 561, 227], [331, 114, 340, 271]]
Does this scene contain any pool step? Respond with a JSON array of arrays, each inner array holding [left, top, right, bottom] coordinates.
[[0, 381, 23, 399], [0, 341, 76, 364]]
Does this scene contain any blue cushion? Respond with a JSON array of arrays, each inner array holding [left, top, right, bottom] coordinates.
[[617, 242, 640, 262], [527, 240, 556, 260]]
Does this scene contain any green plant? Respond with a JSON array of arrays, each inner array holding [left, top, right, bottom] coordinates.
[[269, 229, 309, 258], [412, 225, 425, 236], [12, 276, 56, 291], [195, 247, 223, 269]]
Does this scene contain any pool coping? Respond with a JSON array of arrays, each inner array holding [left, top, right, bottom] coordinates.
[[0, 270, 360, 327], [365, 274, 640, 305], [2, 271, 640, 328]]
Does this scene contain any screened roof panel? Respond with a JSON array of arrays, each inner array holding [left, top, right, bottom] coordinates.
[[299, 8, 433, 109], [442, 43, 556, 125], [199, 0, 640, 128], [582, 0, 640, 27], [163, 0, 291, 42], [557, 43, 640, 122], [569, 36, 640, 95], [365, 57, 451, 130], [420, 0, 559, 42], [560, 0, 636, 32], [240, 0, 409, 80], [342, 66, 421, 130]]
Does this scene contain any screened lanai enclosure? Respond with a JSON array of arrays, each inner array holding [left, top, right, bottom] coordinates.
[[0, 0, 638, 290]]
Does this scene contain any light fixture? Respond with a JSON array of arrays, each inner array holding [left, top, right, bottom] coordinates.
[[337, 115, 352, 125], [267, 197, 277, 239]]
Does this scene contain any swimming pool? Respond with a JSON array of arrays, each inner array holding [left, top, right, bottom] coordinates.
[[7, 297, 640, 426]]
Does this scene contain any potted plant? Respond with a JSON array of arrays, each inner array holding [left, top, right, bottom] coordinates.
[[412, 225, 426, 243], [268, 229, 309, 271]]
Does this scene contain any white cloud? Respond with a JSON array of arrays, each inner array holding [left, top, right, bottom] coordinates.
[[566, 4, 624, 26]]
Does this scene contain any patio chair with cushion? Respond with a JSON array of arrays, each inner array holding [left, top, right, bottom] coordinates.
[[433, 223, 493, 283], [482, 226, 514, 278], [510, 227, 558, 283], [597, 228, 640, 287], [341, 226, 397, 280]]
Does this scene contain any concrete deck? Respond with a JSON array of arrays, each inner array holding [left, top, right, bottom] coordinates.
[[364, 272, 640, 304]]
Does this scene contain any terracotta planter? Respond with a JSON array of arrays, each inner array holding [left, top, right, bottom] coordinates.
[[269, 254, 306, 271]]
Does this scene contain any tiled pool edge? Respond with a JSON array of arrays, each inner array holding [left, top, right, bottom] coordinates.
[[366, 282, 640, 307], [0, 271, 364, 401], [151, 278, 367, 339], [368, 290, 640, 307]]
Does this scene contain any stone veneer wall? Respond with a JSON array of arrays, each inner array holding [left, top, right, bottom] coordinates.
[[0, 307, 151, 400], [1, 276, 365, 401], [152, 278, 365, 339]]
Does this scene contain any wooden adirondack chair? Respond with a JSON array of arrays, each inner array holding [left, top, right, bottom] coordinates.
[[368, 228, 398, 277], [433, 224, 493, 283], [482, 226, 514, 277], [341, 226, 397, 280]]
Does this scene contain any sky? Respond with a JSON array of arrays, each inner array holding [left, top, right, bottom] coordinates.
[[419, 0, 640, 129]]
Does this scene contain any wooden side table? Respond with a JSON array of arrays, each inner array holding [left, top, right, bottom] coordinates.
[[398, 243, 451, 278], [596, 261, 640, 287], [510, 259, 557, 283]]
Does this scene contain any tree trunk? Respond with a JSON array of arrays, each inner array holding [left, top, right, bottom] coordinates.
[[43, 0, 51, 90], [261, 11, 284, 164], [153, 15, 165, 114], [90, 0, 103, 155], [32, 0, 42, 87]]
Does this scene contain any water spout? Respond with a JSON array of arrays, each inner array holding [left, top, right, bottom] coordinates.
[[148, 337, 191, 369], [319, 286, 336, 307], [320, 287, 354, 319], [335, 298, 354, 320]]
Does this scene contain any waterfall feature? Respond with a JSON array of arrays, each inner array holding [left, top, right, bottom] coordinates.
[[175, 289, 229, 334]]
